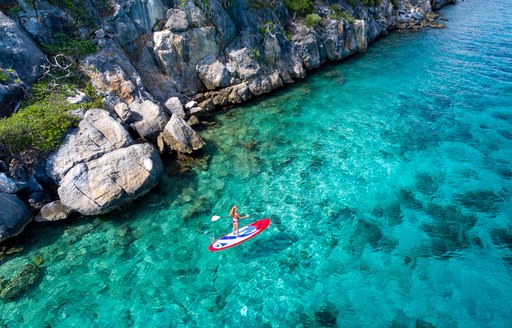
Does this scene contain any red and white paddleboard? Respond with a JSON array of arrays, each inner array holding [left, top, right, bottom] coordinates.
[[208, 218, 270, 252]]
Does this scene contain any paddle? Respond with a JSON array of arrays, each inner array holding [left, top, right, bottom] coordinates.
[[211, 215, 223, 221], [211, 214, 250, 222]]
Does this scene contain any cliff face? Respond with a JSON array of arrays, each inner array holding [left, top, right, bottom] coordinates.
[[85, 0, 453, 107], [0, 0, 455, 242], [1, 0, 456, 115], [92, 0, 392, 106]]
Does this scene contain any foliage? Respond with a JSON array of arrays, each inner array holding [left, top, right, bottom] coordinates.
[[305, 13, 322, 27], [47, 0, 74, 9], [347, 0, 356, 8], [40, 32, 97, 57], [0, 92, 79, 155], [47, 0, 97, 30], [360, 0, 375, 6], [259, 21, 276, 36], [0, 71, 8, 83], [330, 5, 355, 23], [222, 0, 234, 8], [283, 0, 313, 15], [0, 68, 21, 84], [391, 0, 398, 7], [0, 75, 103, 156], [250, 48, 261, 60], [6, 3, 21, 17]]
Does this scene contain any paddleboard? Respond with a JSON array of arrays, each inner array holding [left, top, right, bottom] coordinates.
[[208, 218, 270, 252]]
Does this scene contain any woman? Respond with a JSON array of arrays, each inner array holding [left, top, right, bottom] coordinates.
[[229, 205, 249, 237]]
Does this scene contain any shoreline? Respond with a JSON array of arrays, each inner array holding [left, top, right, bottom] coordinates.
[[0, 0, 456, 245]]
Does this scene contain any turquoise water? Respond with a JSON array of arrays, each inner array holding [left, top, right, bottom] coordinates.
[[2, 0, 512, 326]]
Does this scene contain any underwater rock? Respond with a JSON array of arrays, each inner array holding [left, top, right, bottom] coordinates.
[[421, 204, 477, 257], [490, 227, 512, 250], [399, 189, 423, 209], [415, 318, 435, 328], [314, 305, 338, 327], [415, 172, 440, 195], [455, 190, 503, 213], [0, 263, 42, 301], [346, 219, 384, 255]]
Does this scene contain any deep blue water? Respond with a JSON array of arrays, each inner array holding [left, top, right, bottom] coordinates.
[[1, 0, 512, 326]]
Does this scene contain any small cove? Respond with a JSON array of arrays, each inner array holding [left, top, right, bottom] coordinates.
[[1, 1, 512, 326]]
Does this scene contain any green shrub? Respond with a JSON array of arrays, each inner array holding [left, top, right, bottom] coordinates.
[[283, 0, 313, 15], [250, 48, 261, 60], [40, 32, 97, 57], [360, 0, 375, 6], [47, 0, 74, 9], [305, 13, 322, 27], [7, 4, 21, 17], [329, 5, 354, 23], [0, 71, 8, 83], [0, 78, 103, 156], [341, 11, 354, 23], [0, 94, 79, 155], [259, 21, 276, 37]]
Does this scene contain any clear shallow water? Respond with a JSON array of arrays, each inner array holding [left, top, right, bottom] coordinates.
[[2, 0, 512, 326]]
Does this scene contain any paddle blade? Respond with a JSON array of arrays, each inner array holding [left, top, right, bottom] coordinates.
[[211, 215, 221, 221]]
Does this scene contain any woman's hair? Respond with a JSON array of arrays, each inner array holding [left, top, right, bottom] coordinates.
[[229, 205, 237, 217]]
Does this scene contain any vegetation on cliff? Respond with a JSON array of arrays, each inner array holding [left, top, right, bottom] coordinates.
[[0, 31, 100, 157]]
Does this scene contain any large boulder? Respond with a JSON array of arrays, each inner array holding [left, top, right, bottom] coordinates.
[[46, 108, 133, 184], [0, 11, 45, 116], [227, 48, 262, 81], [35, 201, 72, 222], [58, 143, 164, 215], [127, 99, 169, 140], [164, 97, 186, 118], [196, 55, 231, 90], [46, 108, 165, 215], [158, 115, 205, 154], [0, 193, 33, 243]]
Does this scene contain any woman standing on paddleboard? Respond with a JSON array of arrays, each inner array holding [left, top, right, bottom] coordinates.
[[230, 205, 249, 237]]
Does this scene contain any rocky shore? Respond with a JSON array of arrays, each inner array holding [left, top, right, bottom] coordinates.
[[0, 0, 455, 244]]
